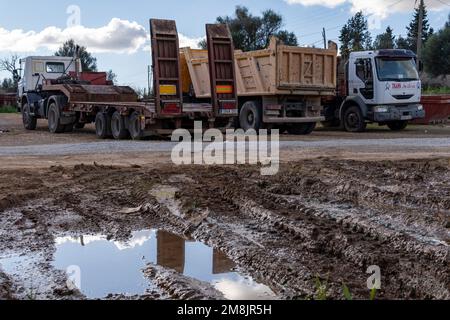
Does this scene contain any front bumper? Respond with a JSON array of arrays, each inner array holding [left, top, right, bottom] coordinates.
[[369, 105, 425, 122]]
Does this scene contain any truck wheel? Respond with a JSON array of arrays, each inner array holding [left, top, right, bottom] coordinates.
[[287, 123, 316, 135], [387, 121, 408, 131], [48, 103, 65, 134], [111, 111, 129, 140], [95, 113, 110, 139], [128, 112, 144, 140], [343, 106, 366, 132], [22, 103, 37, 130], [239, 101, 262, 131]]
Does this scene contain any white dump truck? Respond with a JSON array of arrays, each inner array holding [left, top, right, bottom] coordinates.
[[323, 49, 425, 132]]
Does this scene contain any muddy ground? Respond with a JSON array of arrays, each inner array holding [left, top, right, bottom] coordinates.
[[0, 113, 449, 300], [0, 159, 448, 300]]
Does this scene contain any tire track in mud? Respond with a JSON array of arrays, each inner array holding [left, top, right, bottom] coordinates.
[[164, 160, 449, 299], [144, 264, 225, 300], [0, 159, 449, 300]]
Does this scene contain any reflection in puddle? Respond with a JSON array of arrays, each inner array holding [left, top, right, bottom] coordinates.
[[53, 230, 276, 300]]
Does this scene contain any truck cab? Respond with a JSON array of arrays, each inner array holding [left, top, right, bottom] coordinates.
[[335, 49, 425, 132], [18, 56, 77, 98], [17, 56, 80, 130]]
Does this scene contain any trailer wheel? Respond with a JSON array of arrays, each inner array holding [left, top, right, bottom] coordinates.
[[129, 112, 144, 140], [48, 103, 65, 134], [95, 113, 110, 139], [387, 121, 408, 131], [22, 103, 37, 130], [287, 123, 316, 135], [343, 106, 366, 132], [239, 101, 262, 131], [111, 111, 129, 140]]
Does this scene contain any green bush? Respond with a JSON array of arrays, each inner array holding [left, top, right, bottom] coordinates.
[[0, 105, 18, 113], [422, 86, 450, 95]]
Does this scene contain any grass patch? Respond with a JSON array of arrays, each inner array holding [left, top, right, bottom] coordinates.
[[423, 86, 450, 95], [0, 105, 18, 113]]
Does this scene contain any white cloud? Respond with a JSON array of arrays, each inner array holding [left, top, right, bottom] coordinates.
[[179, 34, 204, 49], [142, 33, 204, 53], [285, 0, 449, 18], [0, 18, 147, 54]]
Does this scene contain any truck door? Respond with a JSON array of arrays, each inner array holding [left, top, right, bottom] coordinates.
[[349, 58, 374, 103]]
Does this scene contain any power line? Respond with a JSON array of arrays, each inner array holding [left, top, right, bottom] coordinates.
[[433, 0, 450, 6], [291, 9, 348, 32], [300, 0, 408, 46]]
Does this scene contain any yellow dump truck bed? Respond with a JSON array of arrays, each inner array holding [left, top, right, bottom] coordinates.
[[181, 38, 338, 98]]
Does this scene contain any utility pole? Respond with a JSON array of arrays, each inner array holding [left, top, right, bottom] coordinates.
[[322, 28, 327, 49], [416, 0, 424, 63]]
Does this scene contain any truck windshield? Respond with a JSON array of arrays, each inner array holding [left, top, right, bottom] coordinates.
[[375, 58, 418, 81]]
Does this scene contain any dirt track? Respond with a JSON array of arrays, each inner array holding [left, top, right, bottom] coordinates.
[[0, 114, 449, 300]]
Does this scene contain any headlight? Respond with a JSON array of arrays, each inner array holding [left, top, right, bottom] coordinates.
[[374, 106, 389, 113], [417, 105, 424, 111]]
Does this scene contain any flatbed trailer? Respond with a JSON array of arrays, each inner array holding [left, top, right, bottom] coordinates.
[[19, 19, 237, 139]]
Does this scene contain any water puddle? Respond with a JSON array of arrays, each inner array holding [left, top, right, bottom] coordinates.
[[53, 229, 276, 300]]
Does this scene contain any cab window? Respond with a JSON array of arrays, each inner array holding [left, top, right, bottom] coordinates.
[[46, 62, 65, 73], [354, 58, 374, 100], [355, 58, 373, 82]]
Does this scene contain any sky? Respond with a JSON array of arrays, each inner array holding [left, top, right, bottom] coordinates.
[[0, 0, 449, 88]]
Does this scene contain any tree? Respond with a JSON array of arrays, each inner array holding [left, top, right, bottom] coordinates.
[[395, 35, 410, 50], [200, 6, 297, 51], [55, 39, 98, 72], [0, 54, 20, 89], [422, 23, 450, 76], [373, 26, 395, 49], [339, 12, 372, 59], [1, 78, 15, 93], [405, 0, 434, 53], [106, 70, 117, 84]]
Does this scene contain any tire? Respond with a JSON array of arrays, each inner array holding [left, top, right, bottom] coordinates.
[[128, 111, 144, 140], [387, 121, 408, 131], [287, 122, 317, 135], [74, 123, 85, 129], [111, 111, 129, 140], [95, 113, 110, 139], [343, 106, 367, 132], [22, 103, 37, 130], [48, 103, 65, 133], [239, 101, 262, 131]]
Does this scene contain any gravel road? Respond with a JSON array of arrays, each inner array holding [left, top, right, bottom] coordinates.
[[0, 138, 449, 156]]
